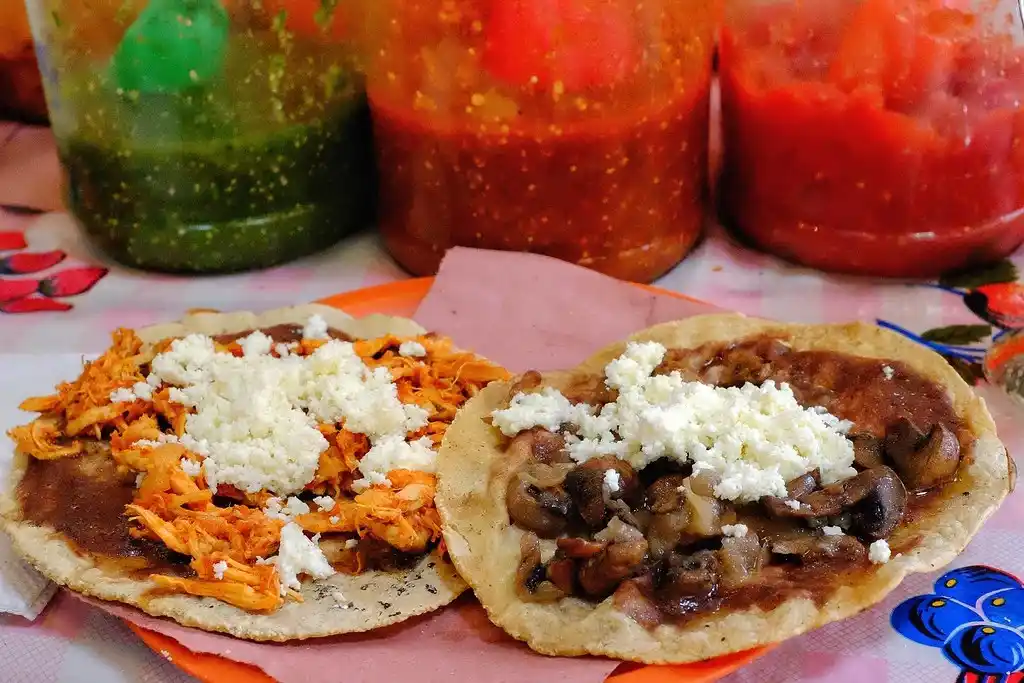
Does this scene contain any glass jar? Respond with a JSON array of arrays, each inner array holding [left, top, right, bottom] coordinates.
[[719, 0, 1024, 278], [25, 0, 375, 273], [365, 0, 716, 283], [0, 2, 47, 123]]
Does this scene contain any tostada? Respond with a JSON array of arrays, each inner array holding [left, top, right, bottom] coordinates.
[[2, 304, 509, 640], [436, 313, 1015, 663]]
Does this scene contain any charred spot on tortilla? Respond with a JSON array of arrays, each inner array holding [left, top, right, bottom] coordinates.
[[1, 304, 511, 641], [436, 314, 1011, 664]]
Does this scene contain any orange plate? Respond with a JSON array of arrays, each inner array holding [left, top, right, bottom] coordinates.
[[129, 277, 774, 683]]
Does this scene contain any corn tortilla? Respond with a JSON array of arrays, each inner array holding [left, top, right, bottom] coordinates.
[[436, 313, 1013, 663], [1, 304, 466, 641]]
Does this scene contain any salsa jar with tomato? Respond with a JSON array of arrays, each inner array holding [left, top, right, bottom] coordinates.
[[720, 0, 1024, 278], [0, 2, 47, 123], [365, 0, 716, 282]]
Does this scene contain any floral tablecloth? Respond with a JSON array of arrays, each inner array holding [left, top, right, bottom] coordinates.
[[0, 123, 1021, 683]]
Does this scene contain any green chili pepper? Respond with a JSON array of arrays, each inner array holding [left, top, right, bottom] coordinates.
[[110, 0, 229, 94]]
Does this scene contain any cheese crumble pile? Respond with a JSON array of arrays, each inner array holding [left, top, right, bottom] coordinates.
[[492, 341, 857, 503], [143, 330, 429, 496]]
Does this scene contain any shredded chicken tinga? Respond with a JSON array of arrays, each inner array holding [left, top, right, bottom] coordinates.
[[10, 328, 509, 612]]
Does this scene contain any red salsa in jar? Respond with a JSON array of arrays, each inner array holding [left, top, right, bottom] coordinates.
[[719, 0, 1024, 278], [367, 0, 715, 282]]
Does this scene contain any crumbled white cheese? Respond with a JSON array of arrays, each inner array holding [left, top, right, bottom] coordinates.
[[109, 387, 137, 403], [301, 341, 429, 437], [147, 373, 163, 388], [273, 522, 334, 594], [154, 335, 323, 494], [492, 387, 581, 435], [302, 314, 329, 340], [604, 341, 666, 390], [353, 435, 435, 491], [109, 378, 156, 405], [721, 523, 749, 538], [129, 381, 154, 401], [398, 340, 427, 358], [212, 560, 228, 580], [785, 500, 803, 510], [493, 341, 857, 503], [152, 334, 221, 385], [133, 433, 181, 450], [274, 342, 294, 357], [180, 458, 202, 478], [352, 473, 390, 493], [882, 365, 895, 380], [264, 496, 311, 522], [313, 495, 335, 511], [150, 334, 431, 496], [329, 516, 340, 525], [602, 469, 621, 499], [821, 526, 845, 536], [344, 539, 359, 550], [202, 461, 219, 491], [240, 331, 273, 357], [178, 433, 205, 450], [868, 539, 892, 564]]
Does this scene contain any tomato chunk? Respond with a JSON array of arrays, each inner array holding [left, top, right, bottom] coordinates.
[[482, 0, 638, 89]]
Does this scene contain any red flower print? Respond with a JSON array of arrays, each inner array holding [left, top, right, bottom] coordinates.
[[0, 297, 73, 314], [959, 671, 1024, 683], [0, 227, 110, 314], [39, 267, 108, 297], [0, 231, 28, 251], [0, 278, 40, 302], [964, 282, 1024, 331], [0, 249, 66, 275]]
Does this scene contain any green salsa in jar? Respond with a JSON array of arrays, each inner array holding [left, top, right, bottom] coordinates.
[[36, 1, 374, 273]]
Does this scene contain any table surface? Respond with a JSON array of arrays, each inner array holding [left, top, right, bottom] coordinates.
[[0, 124, 1020, 683]]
